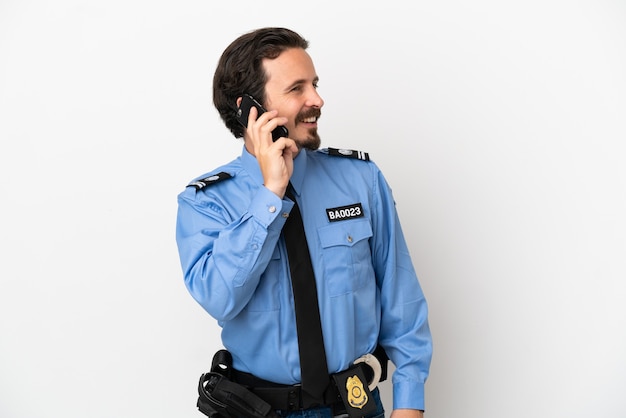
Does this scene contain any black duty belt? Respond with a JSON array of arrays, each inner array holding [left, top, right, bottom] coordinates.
[[231, 368, 340, 411], [197, 348, 388, 418], [231, 345, 389, 412]]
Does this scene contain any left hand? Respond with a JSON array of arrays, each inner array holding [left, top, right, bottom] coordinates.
[[390, 409, 424, 418]]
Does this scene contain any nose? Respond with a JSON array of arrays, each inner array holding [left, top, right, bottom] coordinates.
[[306, 87, 324, 109]]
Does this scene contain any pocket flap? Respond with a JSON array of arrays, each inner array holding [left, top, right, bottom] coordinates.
[[318, 219, 373, 249]]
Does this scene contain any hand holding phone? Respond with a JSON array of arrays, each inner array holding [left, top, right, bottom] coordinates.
[[236, 94, 289, 141]]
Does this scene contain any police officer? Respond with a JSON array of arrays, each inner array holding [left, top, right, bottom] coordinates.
[[176, 27, 432, 418]]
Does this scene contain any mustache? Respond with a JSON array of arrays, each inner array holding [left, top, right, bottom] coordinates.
[[296, 108, 322, 121]]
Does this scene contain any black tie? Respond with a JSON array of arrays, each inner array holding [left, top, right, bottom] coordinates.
[[283, 185, 330, 407]]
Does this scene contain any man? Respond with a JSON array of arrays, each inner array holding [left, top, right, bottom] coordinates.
[[176, 27, 432, 418]]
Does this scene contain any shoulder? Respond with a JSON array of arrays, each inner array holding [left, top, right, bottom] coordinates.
[[179, 159, 242, 199], [186, 171, 233, 191], [315, 147, 371, 162], [312, 147, 380, 176]]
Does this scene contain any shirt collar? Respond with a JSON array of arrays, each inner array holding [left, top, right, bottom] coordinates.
[[241, 145, 263, 184], [289, 150, 307, 196]]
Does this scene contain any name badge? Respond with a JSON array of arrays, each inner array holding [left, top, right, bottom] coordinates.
[[326, 203, 364, 222]]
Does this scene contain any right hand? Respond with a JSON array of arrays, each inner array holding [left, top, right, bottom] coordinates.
[[244, 106, 298, 198]]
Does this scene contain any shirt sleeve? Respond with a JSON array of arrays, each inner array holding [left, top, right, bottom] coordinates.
[[176, 184, 293, 322], [369, 167, 433, 411]]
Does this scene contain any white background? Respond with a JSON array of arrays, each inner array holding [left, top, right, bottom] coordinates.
[[1, 1, 625, 417]]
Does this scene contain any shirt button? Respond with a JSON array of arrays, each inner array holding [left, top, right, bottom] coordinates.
[[268, 205, 277, 213], [282, 212, 289, 218], [347, 235, 353, 243]]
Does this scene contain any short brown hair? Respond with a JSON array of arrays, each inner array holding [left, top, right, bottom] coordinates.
[[212, 27, 309, 138]]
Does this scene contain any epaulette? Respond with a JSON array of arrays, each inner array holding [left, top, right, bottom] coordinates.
[[326, 147, 370, 161], [186, 172, 233, 190]]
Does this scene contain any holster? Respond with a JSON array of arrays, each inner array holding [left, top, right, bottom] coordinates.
[[197, 350, 279, 418]]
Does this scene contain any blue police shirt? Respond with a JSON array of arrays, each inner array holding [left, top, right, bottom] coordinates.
[[176, 146, 432, 410]]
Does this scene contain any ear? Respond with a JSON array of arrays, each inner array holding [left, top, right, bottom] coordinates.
[[236, 96, 243, 108]]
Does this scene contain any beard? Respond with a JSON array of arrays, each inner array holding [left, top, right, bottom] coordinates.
[[295, 108, 322, 150], [297, 128, 321, 151]]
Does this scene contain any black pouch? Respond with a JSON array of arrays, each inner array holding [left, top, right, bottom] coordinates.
[[197, 350, 279, 418], [332, 365, 377, 418]]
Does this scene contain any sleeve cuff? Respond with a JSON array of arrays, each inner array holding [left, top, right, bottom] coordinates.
[[393, 380, 426, 411], [247, 187, 294, 229]]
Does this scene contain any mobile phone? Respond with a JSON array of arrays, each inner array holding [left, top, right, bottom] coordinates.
[[236, 94, 289, 141]]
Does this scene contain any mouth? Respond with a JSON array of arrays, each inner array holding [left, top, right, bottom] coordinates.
[[300, 116, 318, 123], [298, 109, 321, 125]]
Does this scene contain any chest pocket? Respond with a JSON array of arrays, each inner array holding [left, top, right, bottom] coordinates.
[[317, 219, 374, 296]]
